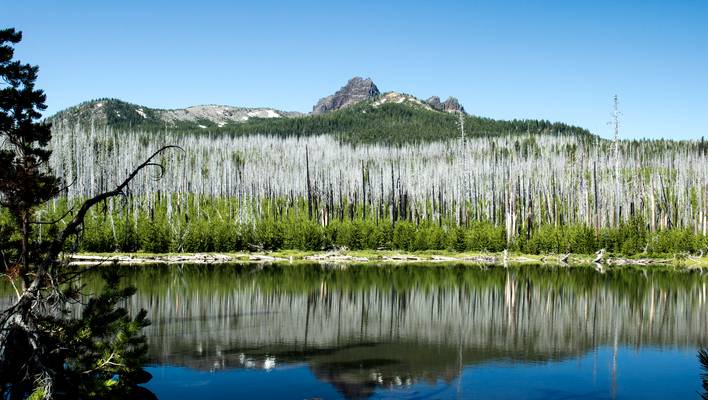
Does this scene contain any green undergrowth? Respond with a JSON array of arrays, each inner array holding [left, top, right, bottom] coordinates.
[[4, 198, 707, 258]]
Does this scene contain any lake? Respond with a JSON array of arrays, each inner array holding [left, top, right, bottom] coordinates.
[[112, 263, 708, 399], [27, 263, 708, 398]]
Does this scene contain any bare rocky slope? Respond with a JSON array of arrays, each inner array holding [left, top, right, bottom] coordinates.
[[49, 99, 302, 131]]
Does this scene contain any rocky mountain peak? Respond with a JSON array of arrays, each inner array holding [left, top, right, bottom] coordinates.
[[425, 96, 443, 111], [312, 77, 380, 114], [442, 97, 465, 114]]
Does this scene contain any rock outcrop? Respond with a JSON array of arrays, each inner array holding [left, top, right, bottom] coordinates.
[[312, 77, 380, 114], [425, 96, 443, 111], [441, 97, 465, 113], [425, 96, 465, 114]]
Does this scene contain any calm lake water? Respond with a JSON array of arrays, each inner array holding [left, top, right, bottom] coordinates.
[[14, 263, 708, 399]]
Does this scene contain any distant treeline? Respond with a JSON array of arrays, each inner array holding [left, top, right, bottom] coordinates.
[[214, 103, 594, 144]]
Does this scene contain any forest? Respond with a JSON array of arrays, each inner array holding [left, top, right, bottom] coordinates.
[[215, 102, 594, 144], [7, 117, 706, 257]]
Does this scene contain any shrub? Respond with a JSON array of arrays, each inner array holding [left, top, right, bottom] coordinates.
[[392, 221, 416, 250], [465, 222, 506, 252]]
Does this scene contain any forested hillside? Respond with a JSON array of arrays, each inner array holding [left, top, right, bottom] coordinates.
[[48, 97, 593, 144], [49, 98, 299, 133], [218, 101, 594, 143]]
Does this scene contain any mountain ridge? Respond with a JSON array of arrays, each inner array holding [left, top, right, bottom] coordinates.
[[46, 78, 596, 143], [49, 98, 304, 131]]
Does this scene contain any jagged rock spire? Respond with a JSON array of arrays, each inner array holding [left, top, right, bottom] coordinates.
[[312, 77, 380, 114]]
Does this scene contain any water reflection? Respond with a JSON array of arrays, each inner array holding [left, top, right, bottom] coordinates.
[[3, 263, 707, 399], [126, 264, 708, 397], [701, 348, 708, 400]]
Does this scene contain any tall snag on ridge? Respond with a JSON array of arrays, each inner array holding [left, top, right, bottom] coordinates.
[[0, 27, 179, 399]]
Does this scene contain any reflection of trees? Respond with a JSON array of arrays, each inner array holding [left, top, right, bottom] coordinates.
[[111, 265, 708, 358], [2, 264, 707, 399]]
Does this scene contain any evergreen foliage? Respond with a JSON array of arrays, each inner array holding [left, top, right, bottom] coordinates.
[[219, 102, 594, 144], [29, 271, 152, 399], [45, 195, 708, 256]]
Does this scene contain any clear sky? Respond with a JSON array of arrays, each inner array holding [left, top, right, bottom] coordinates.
[[2, 0, 707, 139]]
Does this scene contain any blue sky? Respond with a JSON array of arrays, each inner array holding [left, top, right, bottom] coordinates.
[[2, 0, 707, 139]]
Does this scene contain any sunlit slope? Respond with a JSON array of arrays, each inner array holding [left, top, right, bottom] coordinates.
[[48, 98, 595, 144]]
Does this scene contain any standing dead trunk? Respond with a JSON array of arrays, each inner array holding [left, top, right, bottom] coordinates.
[[306, 146, 313, 220]]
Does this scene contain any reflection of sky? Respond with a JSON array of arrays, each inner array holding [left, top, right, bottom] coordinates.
[[145, 346, 703, 399], [147, 365, 341, 400], [455, 347, 699, 400]]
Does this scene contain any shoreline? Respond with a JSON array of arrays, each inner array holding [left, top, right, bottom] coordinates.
[[68, 251, 708, 269]]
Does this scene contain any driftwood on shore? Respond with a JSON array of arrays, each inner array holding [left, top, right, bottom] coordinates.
[[304, 253, 369, 262], [382, 255, 422, 262], [67, 252, 706, 269], [606, 258, 672, 266], [248, 255, 288, 262], [70, 253, 238, 265]]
